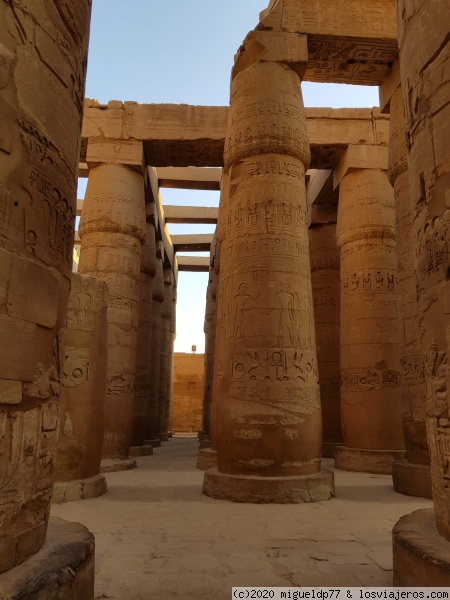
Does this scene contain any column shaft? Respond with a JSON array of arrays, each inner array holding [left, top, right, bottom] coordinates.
[[148, 255, 164, 443]]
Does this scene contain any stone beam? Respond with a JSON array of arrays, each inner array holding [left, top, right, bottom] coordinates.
[[164, 206, 218, 224], [172, 234, 213, 253], [177, 256, 210, 272], [81, 103, 389, 170], [157, 167, 222, 190], [259, 0, 398, 85]]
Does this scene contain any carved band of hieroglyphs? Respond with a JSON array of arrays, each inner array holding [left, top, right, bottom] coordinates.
[[224, 237, 310, 261], [103, 431, 127, 451], [230, 100, 304, 126], [340, 241, 396, 259], [232, 349, 318, 383], [107, 374, 134, 396], [310, 255, 340, 271], [341, 368, 401, 392], [226, 197, 305, 238], [400, 357, 424, 385], [342, 269, 396, 293], [62, 348, 90, 387]]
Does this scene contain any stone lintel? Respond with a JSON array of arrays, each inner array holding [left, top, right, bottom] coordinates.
[[164, 205, 218, 224], [172, 234, 213, 253], [379, 58, 401, 113], [86, 139, 145, 173], [81, 104, 389, 170], [177, 256, 210, 272], [259, 0, 398, 85], [309, 204, 338, 228], [233, 30, 308, 79], [157, 167, 222, 191], [333, 144, 389, 189]]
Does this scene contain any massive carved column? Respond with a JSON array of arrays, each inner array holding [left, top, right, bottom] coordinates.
[[388, 82, 431, 498], [0, 0, 95, 594], [392, 0, 450, 585], [147, 249, 165, 446], [335, 146, 405, 474], [203, 31, 334, 503], [309, 216, 342, 458], [130, 203, 157, 457], [165, 275, 177, 436], [157, 267, 174, 441], [53, 273, 108, 502], [78, 142, 146, 471]]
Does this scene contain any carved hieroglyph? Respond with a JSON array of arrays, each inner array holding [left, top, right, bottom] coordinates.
[[55, 273, 108, 482], [78, 164, 146, 460], [309, 222, 342, 456], [388, 83, 430, 494], [336, 165, 405, 469], [158, 268, 174, 439], [397, 0, 450, 540], [0, 0, 91, 573], [213, 56, 325, 480], [148, 253, 165, 442], [132, 218, 157, 447]]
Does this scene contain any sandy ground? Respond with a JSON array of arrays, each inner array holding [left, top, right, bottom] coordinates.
[[51, 437, 433, 599]]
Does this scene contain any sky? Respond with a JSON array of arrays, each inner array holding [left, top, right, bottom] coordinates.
[[80, 0, 380, 353]]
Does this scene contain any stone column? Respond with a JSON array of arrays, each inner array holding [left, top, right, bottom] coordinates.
[[157, 267, 174, 442], [147, 248, 165, 446], [392, 0, 450, 585], [203, 31, 334, 503], [0, 0, 95, 593], [309, 216, 342, 458], [53, 273, 108, 502], [335, 145, 405, 474], [165, 275, 177, 436], [388, 82, 431, 498], [130, 202, 157, 457], [78, 142, 146, 472]]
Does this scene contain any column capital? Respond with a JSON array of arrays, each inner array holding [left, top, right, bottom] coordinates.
[[86, 139, 145, 174], [333, 144, 389, 189]]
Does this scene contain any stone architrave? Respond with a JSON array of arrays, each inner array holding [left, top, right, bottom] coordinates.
[[309, 218, 342, 458], [388, 83, 431, 498], [0, 0, 93, 582], [203, 30, 334, 503], [392, 0, 450, 584], [78, 149, 146, 471], [53, 273, 108, 502], [130, 205, 157, 456], [157, 267, 174, 442], [335, 146, 405, 474], [147, 249, 165, 446]]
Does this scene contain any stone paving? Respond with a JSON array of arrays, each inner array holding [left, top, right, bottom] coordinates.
[[51, 437, 433, 599]]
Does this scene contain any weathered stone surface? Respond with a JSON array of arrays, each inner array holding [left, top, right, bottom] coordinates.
[[336, 155, 405, 472], [393, 509, 450, 585], [335, 447, 405, 475], [55, 273, 108, 494], [0, 518, 95, 598], [0, 0, 91, 572], [388, 84, 430, 498], [78, 161, 146, 461], [100, 457, 137, 473], [397, 0, 450, 542], [52, 474, 107, 504], [197, 448, 218, 471], [148, 253, 165, 442], [171, 353, 204, 433], [392, 460, 433, 499], [203, 467, 335, 504]]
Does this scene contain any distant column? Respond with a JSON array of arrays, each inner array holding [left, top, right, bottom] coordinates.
[[388, 82, 431, 498], [53, 273, 108, 502], [203, 31, 334, 503], [78, 141, 146, 471], [157, 267, 174, 441], [165, 274, 177, 436], [335, 145, 405, 474], [309, 214, 342, 458], [130, 201, 157, 457], [0, 0, 92, 576]]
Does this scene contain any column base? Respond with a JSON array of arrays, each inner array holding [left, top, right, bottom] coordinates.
[[196, 448, 217, 470], [203, 467, 334, 504], [322, 442, 340, 459], [392, 459, 432, 499], [393, 509, 450, 585], [157, 433, 169, 442], [129, 445, 154, 457], [52, 474, 107, 503], [199, 438, 211, 450], [0, 517, 94, 598], [100, 457, 137, 473], [335, 446, 405, 474], [145, 438, 161, 448]]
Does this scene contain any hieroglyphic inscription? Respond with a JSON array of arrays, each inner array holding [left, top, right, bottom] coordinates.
[[62, 347, 90, 388], [66, 274, 108, 331], [342, 368, 401, 394], [342, 269, 395, 293]]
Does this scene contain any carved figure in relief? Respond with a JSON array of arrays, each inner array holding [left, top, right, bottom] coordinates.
[[62, 348, 90, 387], [233, 283, 259, 340], [276, 284, 295, 347], [0, 413, 22, 492], [0, 185, 12, 238]]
